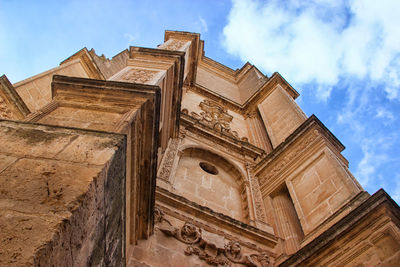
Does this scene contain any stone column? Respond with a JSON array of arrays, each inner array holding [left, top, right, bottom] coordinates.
[[272, 187, 304, 255]]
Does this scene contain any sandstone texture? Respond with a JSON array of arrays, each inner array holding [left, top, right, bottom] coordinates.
[[0, 120, 126, 266]]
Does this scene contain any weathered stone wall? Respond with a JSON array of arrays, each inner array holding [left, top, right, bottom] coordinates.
[[38, 106, 123, 132], [0, 120, 126, 266], [13, 59, 89, 112], [288, 148, 361, 235], [258, 84, 306, 148], [196, 65, 241, 103], [237, 67, 265, 102]]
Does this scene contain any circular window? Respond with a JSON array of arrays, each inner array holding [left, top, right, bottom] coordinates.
[[199, 162, 218, 175]]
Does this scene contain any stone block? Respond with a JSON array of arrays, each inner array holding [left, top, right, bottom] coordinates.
[[301, 178, 336, 216], [292, 168, 321, 200], [0, 120, 126, 266], [304, 201, 330, 232]]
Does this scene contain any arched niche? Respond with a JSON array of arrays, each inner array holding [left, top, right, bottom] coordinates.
[[173, 147, 248, 222]]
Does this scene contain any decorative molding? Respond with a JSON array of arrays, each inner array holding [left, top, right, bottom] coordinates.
[[155, 207, 271, 267], [119, 68, 159, 84], [23, 101, 59, 122], [246, 164, 267, 222], [60, 48, 105, 80], [0, 75, 30, 120], [244, 110, 258, 119], [181, 114, 264, 161], [156, 188, 278, 247], [157, 138, 180, 182], [259, 129, 319, 184]]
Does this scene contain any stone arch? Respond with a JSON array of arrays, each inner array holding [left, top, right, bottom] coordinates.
[[173, 147, 248, 222], [177, 142, 248, 182]]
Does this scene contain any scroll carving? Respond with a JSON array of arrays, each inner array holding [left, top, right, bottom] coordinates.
[[119, 69, 158, 84], [157, 138, 180, 182], [251, 179, 267, 221], [155, 207, 270, 267], [252, 177, 267, 222], [190, 99, 248, 141]]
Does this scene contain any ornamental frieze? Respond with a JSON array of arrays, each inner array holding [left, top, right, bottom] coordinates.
[[155, 207, 271, 267]]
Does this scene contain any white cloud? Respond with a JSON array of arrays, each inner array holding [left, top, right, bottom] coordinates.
[[198, 16, 208, 33], [375, 107, 394, 121], [392, 174, 400, 203], [124, 33, 136, 46], [223, 0, 400, 101], [355, 138, 388, 186], [223, 0, 400, 194]]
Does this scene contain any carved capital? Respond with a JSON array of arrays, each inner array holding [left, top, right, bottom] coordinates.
[[244, 110, 258, 119]]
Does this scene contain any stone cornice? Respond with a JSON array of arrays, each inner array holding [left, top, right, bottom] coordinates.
[[279, 189, 400, 266], [0, 75, 30, 119], [189, 72, 299, 115], [59, 47, 105, 80], [254, 115, 348, 197], [198, 56, 262, 85], [242, 72, 298, 110], [180, 112, 265, 160], [255, 115, 345, 175], [156, 186, 279, 249], [51, 75, 160, 111]]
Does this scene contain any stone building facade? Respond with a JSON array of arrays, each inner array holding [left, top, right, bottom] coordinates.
[[1, 31, 399, 266]]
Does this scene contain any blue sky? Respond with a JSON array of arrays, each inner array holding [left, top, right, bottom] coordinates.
[[1, 0, 399, 203]]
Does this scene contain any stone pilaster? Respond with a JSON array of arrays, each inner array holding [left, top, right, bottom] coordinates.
[[272, 188, 304, 255], [246, 111, 272, 153]]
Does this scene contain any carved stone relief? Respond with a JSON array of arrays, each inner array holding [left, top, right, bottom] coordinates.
[[157, 138, 180, 182], [155, 207, 271, 267], [0, 95, 13, 119], [119, 68, 158, 84], [190, 99, 247, 141], [246, 164, 267, 222]]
